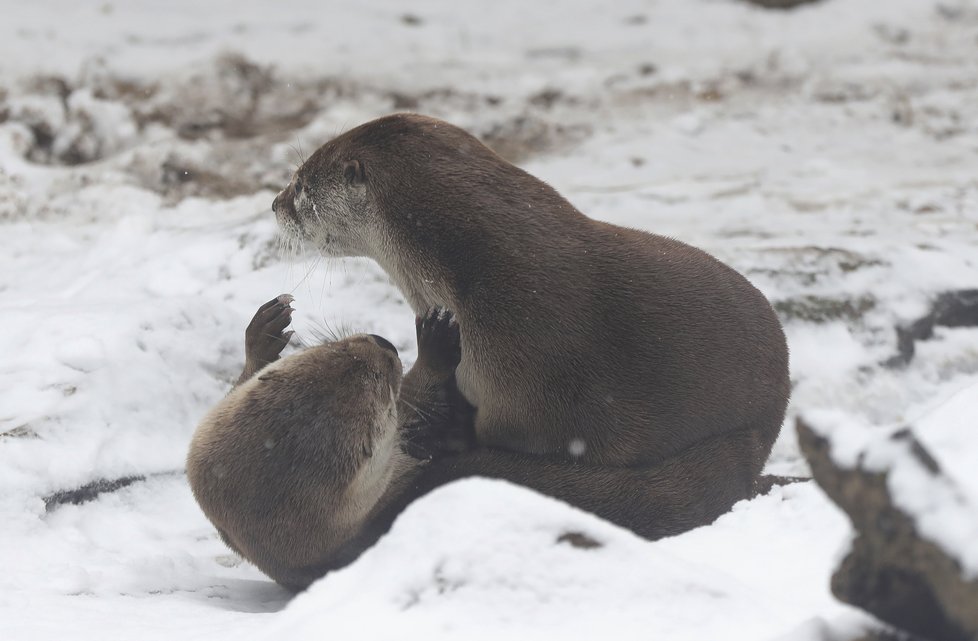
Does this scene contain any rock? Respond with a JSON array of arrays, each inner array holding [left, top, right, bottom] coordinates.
[[797, 414, 978, 641], [886, 289, 978, 368], [42, 470, 182, 511], [43, 475, 145, 511]]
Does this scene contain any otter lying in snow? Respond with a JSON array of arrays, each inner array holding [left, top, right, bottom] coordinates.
[[187, 296, 465, 590]]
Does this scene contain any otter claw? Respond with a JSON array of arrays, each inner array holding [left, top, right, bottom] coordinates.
[[415, 307, 461, 375], [257, 294, 294, 313], [245, 294, 296, 367]]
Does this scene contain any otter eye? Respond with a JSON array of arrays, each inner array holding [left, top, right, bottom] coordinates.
[[293, 177, 303, 195]]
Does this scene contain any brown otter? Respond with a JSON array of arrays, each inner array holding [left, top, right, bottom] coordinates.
[[272, 113, 791, 539], [187, 296, 462, 590]]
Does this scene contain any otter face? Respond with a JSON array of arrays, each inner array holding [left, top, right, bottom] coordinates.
[[193, 332, 404, 516], [272, 151, 369, 258], [187, 332, 406, 585], [276, 333, 403, 462]]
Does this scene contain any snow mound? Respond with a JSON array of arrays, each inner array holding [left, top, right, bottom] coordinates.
[[258, 479, 824, 641]]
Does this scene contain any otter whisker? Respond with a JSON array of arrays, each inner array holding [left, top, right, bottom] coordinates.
[[397, 392, 449, 422], [397, 397, 439, 423], [288, 253, 322, 294], [306, 318, 353, 344], [289, 142, 305, 168]]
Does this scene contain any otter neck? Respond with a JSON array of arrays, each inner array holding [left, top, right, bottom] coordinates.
[[373, 244, 456, 315], [369, 167, 590, 314], [340, 414, 407, 524]]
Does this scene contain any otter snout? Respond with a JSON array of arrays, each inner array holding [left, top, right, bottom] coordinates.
[[272, 186, 296, 222]]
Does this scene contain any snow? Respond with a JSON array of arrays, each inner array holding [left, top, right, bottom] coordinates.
[[257, 480, 854, 641], [1, 0, 977, 639], [916, 379, 978, 505]]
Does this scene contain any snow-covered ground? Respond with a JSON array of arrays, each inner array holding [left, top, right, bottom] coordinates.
[[1, 1, 976, 639]]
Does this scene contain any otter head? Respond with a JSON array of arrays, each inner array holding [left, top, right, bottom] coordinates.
[[272, 144, 370, 257], [272, 114, 509, 260], [252, 332, 404, 487], [273, 114, 534, 312]]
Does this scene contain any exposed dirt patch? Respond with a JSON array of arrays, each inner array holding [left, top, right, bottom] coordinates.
[[774, 295, 877, 324], [156, 155, 265, 202], [0, 53, 595, 202], [139, 54, 322, 141], [478, 115, 592, 163], [0, 425, 39, 440], [750, 246, 887, 289]]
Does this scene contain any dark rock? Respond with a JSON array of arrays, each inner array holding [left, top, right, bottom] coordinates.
[[44, 475, 146, 511], [556, 531, 603, 549], [886, 289, 978, 368], [797, 417, 978, 641]]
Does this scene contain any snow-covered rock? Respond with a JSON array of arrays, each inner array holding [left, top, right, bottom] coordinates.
[[799, 381, 978, 641]]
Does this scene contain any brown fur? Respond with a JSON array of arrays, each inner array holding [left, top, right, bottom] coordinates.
[[188, 334, 415, 590], [187, 300, 462, 591], [273, 113, 791, 540]]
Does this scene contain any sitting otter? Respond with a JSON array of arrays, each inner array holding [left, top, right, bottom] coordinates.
[[187, 296, 461, 590], [271, 113, 791, 539]]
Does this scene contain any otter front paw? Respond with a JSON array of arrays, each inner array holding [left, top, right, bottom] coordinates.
[[399, 406, 475, 462], [415, 307, 461, 378], [244, 294, 295, 371], [399, 308, 474, 460]]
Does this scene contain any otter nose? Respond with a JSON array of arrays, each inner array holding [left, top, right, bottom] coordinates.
[[272, 188, 293, 215], [368, 334, 398, 356]]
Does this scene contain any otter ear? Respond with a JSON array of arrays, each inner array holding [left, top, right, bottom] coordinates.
[[343, 159, 366, 186]]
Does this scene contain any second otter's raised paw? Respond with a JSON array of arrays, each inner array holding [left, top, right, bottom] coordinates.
[[244, 294, 295, 369]]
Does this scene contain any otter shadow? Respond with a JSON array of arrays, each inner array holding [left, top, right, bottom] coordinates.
[[186, 577, 293, 614]]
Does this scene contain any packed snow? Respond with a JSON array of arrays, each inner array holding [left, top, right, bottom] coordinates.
[[1, 0, 976, 639]]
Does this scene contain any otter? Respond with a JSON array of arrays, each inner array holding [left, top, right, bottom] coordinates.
[[187, 296, 462, 590], [271, 113, 791, 539]]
